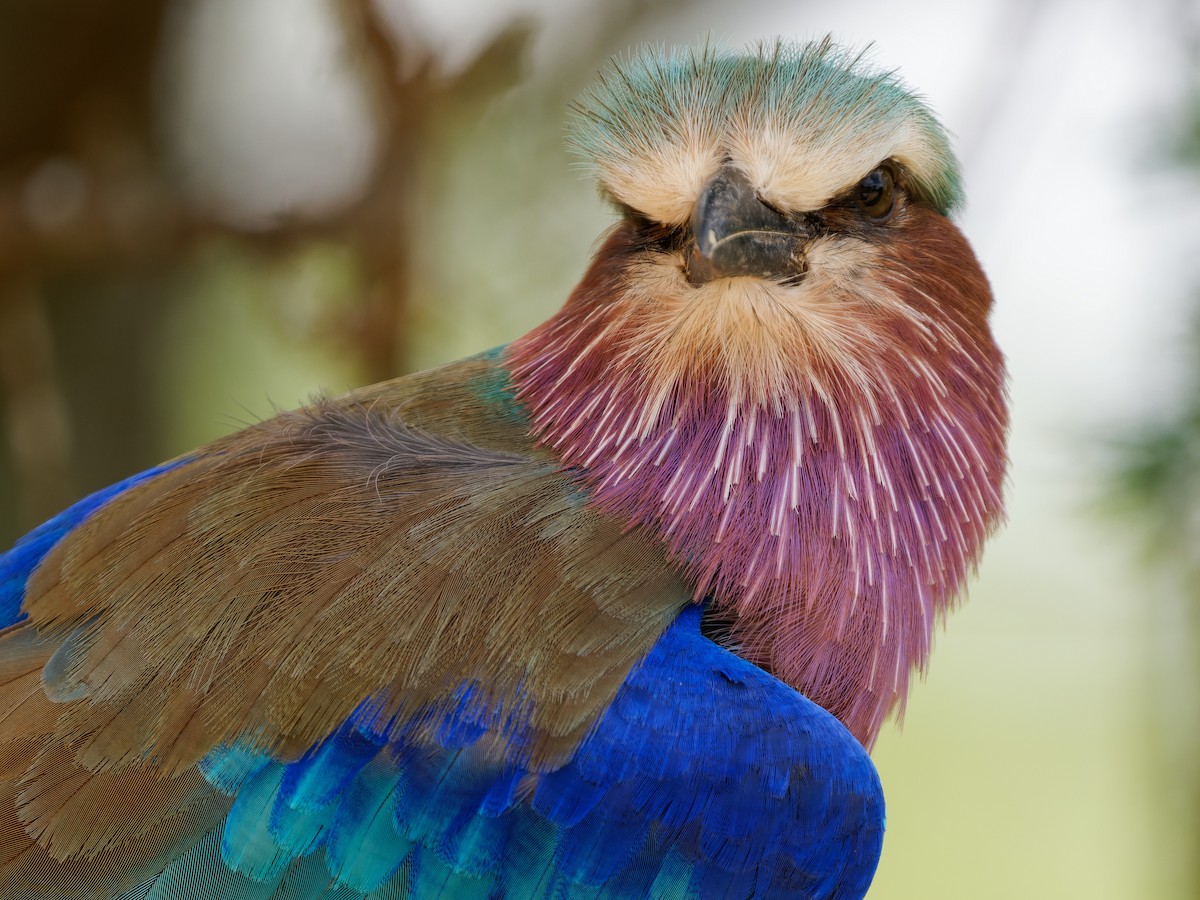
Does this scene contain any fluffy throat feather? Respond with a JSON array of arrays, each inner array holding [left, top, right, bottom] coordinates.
[[509, 218, 1007, 747]]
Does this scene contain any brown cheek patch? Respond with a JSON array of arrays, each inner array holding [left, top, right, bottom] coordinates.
[[880, 206, 997, 332]]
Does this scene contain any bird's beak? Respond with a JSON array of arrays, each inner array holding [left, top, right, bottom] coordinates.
[[686, 166, 810, 286]]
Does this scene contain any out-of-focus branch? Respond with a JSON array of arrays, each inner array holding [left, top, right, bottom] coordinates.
[[325, 0, 431, 382], [319, 0, 537, 382]]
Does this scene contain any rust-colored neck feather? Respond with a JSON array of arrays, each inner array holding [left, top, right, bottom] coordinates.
[[509, 211, 1007, 747]]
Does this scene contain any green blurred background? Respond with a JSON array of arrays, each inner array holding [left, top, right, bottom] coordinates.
[[1, 0, 1197, 896]]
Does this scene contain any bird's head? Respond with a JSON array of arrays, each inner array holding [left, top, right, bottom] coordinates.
[[510, 40, 1007, 748]]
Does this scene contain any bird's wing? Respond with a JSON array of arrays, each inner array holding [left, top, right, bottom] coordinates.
[[14, 392, 690, 770], [0, 366, 699, 896]]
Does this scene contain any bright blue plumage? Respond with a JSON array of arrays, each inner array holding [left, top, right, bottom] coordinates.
[[179, 606, 883, 899], [0, 461, 884, 898]]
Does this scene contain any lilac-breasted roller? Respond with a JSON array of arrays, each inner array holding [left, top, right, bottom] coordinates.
[[0, 40, 1007, 899]]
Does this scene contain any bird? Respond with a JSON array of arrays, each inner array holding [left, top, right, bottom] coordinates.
[[0, 39, 1007, 899]]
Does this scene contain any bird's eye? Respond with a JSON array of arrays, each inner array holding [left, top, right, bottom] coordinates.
[[856, 167, 896, 222]]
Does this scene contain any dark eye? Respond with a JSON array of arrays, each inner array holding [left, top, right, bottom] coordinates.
[[856, 167, 896, 222]]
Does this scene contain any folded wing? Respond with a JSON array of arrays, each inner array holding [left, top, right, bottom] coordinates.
[[0, 376, 693, 896]]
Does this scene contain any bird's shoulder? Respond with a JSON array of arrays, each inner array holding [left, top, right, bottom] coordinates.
[[342, 345, 542, 453]]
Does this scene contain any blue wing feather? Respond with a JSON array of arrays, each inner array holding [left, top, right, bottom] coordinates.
[[323, 757, 411, 891]]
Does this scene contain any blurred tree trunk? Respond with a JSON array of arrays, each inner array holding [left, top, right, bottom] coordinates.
[[0, 0, 179, 534]]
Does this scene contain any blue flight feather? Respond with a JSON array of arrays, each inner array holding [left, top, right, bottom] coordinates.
[[279, 727, 385, 813], [221, 763, 295, 882], [267, 789, 330, 860], [323, 758, 411, 892]]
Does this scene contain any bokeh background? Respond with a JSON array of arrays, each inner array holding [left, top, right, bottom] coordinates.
[[1, 0, 1197, 897]]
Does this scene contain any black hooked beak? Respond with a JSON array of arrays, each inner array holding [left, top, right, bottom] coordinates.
[[686, 166, 810, 286]]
